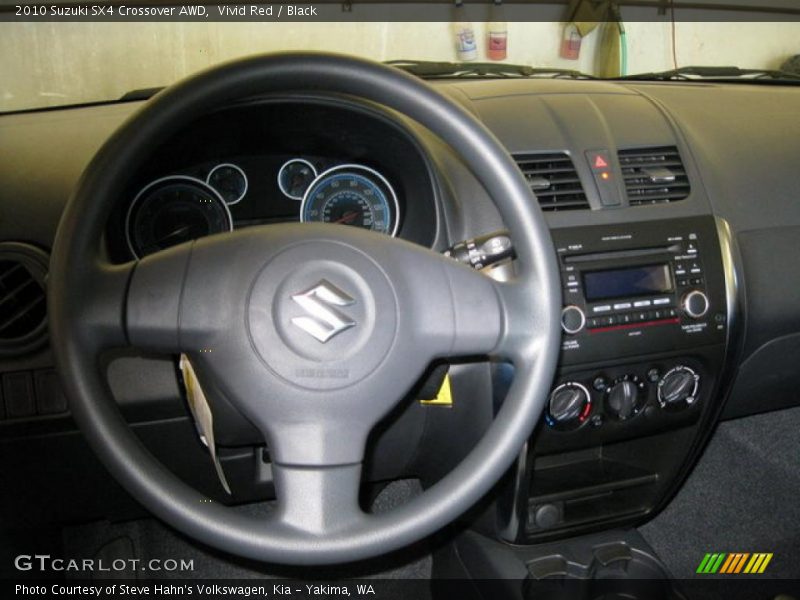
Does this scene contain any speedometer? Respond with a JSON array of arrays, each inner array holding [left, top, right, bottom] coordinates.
[[300, 164, 399, 236], [125, 176, 232, 259]]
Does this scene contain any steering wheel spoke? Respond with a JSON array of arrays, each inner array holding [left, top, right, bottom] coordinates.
[[124, 244, 193, 352], [55, 259, 135, 352], [272, 463, 364, 534], [399, 247, 541, 364], [492, 277, 546, 364], [430, 254, 506, 359], [256, 415, 370, 535]]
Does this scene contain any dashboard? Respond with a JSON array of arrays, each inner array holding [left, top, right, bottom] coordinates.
[[1, 73, 800, 547]]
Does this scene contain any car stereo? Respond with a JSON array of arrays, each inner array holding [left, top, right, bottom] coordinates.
[[552, 216, 728, 366]]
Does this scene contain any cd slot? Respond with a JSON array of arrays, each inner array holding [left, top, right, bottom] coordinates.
[[563, 244, 681, 264]]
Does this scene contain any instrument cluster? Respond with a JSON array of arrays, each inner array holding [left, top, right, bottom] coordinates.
[[125, 157, 402, 259]]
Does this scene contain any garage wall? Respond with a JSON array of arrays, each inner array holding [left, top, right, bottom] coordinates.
[[1, 20, 798, 112]]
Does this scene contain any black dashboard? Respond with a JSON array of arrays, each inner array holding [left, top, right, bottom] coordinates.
[[1, 73, 799, 546]]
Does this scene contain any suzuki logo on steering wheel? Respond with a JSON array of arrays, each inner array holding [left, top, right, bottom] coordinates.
[[290, 280, 356, 343]]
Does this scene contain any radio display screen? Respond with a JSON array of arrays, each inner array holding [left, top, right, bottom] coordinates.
[[582, 264, 673, 302]]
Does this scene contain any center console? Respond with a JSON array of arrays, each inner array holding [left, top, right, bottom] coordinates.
[[497, 215, 735, 544]]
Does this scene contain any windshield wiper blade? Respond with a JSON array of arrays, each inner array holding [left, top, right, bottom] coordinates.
[[620, 65, 800, 82], [386, 60, 596, 80]]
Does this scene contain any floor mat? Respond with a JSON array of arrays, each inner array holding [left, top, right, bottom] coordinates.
[[639, 406, 800, 580]]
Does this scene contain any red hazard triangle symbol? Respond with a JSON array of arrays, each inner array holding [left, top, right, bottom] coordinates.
[[594, 155, 608, 169]]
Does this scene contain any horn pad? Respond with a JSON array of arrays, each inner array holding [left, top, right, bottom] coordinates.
[[247, 240, 398, 391]]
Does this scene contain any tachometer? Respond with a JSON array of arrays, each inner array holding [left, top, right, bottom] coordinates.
[[300, 164, 399, 236], [125, 176, 233, 259]]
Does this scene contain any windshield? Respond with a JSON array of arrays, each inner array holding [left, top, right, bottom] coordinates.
[[1, 16, 799, 113]]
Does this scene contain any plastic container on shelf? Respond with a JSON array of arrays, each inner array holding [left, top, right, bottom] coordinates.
[[487, 0, 507, 61], [453, 0, 478, 61]]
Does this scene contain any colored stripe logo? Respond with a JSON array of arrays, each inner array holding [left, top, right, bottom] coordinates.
[[696, 553, 773, 574]]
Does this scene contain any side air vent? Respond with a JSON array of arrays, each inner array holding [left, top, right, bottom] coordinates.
[[0, 243, 49, 357], [619, 146, 690, 205], [514, 152, 590, 211]]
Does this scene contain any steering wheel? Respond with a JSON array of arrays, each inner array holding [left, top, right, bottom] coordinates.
[[49, 53, 560, 565]]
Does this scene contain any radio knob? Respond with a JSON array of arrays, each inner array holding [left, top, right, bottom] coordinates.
[[561, 305, 586, 335], [547, 382, 591, 428], [606, 378, 641, 420], [658, 366, 700, 409], [682, 290, 709, 319]]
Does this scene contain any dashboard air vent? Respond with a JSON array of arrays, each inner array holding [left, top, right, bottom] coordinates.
[[514, 152, 589, 211], [619, 146, 690, 205], [0, 243, 49, 357]]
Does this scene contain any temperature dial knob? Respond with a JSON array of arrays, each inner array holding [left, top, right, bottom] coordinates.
[[658, 366, 700, 410], [605, 375, 646, 420], [546, 382, 591, 430]]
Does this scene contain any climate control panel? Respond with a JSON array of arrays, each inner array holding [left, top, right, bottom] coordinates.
[[542, 359, 707, 447]]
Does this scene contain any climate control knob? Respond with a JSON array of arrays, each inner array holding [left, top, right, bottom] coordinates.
[[605, 376, 645, 421], [658, 366, 700, 410], [546, 382, 591, 430], [682, 290, 709, 319]]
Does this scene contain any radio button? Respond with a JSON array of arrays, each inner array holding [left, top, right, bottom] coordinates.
[[592, 305, 612, 313], [613, 302, 632, 310], [682, 290, 710, 319], [653, 297, 671, 306], [633, 300, 651, 308], [561, 305, 587, 335]]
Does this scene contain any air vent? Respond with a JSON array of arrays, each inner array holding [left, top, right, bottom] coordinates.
[[0, 243, 49, 357], [619, 146, 690, 205], [514, 153, 589, 211]]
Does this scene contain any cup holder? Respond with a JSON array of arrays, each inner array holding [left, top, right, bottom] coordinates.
[[523, 541, 685, 600]]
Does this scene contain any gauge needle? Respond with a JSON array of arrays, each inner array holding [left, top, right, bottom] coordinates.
[[334, 212, 359, 224], [158, 224, 193, 243]]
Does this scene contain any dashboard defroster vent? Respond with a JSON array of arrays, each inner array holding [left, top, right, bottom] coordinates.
[[513, 152, 589, 211], [0, 243, 49, 357], [619, 146, 690, 205]]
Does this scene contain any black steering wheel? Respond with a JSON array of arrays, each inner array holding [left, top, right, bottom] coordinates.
[[49, 53, 561, 566]]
